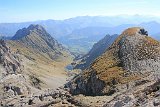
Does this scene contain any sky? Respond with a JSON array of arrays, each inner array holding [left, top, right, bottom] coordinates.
[[0, 0, 160, 23]]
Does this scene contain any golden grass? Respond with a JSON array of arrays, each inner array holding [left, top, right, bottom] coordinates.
[[82, 27, 159, 87], [121, 27, 141, 36], [145, 36, 159, 45]]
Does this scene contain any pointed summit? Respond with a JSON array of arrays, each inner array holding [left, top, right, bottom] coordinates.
[[10, 24, 71, 61], [12, 24, 47, 40], [27, 24, 44, 30]]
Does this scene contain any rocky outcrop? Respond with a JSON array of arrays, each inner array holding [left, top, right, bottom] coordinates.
[[0, 87, 81, 107], [117, 28, 160, 72], [67, 27, 160, 96], [68, 70, 106, 96], [73, 34, 118, 70], [0, 40, 31, 100], [0, 74, 30, 98], [0, 39, 22, 77], [104, 80, 160, 107]]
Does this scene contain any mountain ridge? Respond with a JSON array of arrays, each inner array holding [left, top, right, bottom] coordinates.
[[68, 27, 160, 96], [0, 17, 160, 55], [73, 34, 119, 70]]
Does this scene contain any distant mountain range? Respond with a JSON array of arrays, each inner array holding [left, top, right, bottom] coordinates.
[[0, 16, 160, 54]]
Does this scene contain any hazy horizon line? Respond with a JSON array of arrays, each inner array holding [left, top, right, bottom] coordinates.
[[1, 14, 160, 24]]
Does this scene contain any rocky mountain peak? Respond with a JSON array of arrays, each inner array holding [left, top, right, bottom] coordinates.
[[27, 24, 48, 35], [113, 27, 159, 72], [67, 27, 160, 96], [9, 24, 71, 61], [12, 24, 47, 40], [28, 24, 44, 30]]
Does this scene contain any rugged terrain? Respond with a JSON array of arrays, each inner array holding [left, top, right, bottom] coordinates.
[[0, 27, 160, 107], [7, 24, 73, 88], [0, 39, 32, 102], [0, 39, 22, 76], [0, 25, 76, 106], [67, 27, 160, 106]]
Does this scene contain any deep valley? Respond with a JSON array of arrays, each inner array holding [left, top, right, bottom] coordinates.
[[0, 1, 160, 107]]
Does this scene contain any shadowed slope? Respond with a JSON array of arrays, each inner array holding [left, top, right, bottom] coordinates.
[[73, 34, 118, 70]]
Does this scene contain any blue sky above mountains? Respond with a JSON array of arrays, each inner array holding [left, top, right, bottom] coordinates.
[[0, 0, 160, 22]]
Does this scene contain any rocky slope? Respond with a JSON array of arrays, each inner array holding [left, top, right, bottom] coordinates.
[[73, 34, 118, 70], [0, 40, 80, 107], [6, 24, 73, 90], [0, 39, 22, 77], [0, 25, 75, 106], [67, 27, 160, 96], [0, 40, 75, 107], [0, 39, 31, 101]]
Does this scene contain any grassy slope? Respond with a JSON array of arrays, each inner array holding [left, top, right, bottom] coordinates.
[[89, 27, 160, 84], [7, 40, 73, 90]]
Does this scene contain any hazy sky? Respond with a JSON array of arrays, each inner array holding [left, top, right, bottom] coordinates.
[[0, 0, 160, 22]]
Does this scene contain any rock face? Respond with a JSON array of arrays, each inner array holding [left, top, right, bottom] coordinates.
[[67, 27, 160, 96], [73, 34, 118, 70], [10, 24, 71, 61], [104, 80, 160, 107], [0, 87, 81, 107], [0, 40, 30, 100], [0, 39, 22, 77], [118, 28, 159, 72]]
